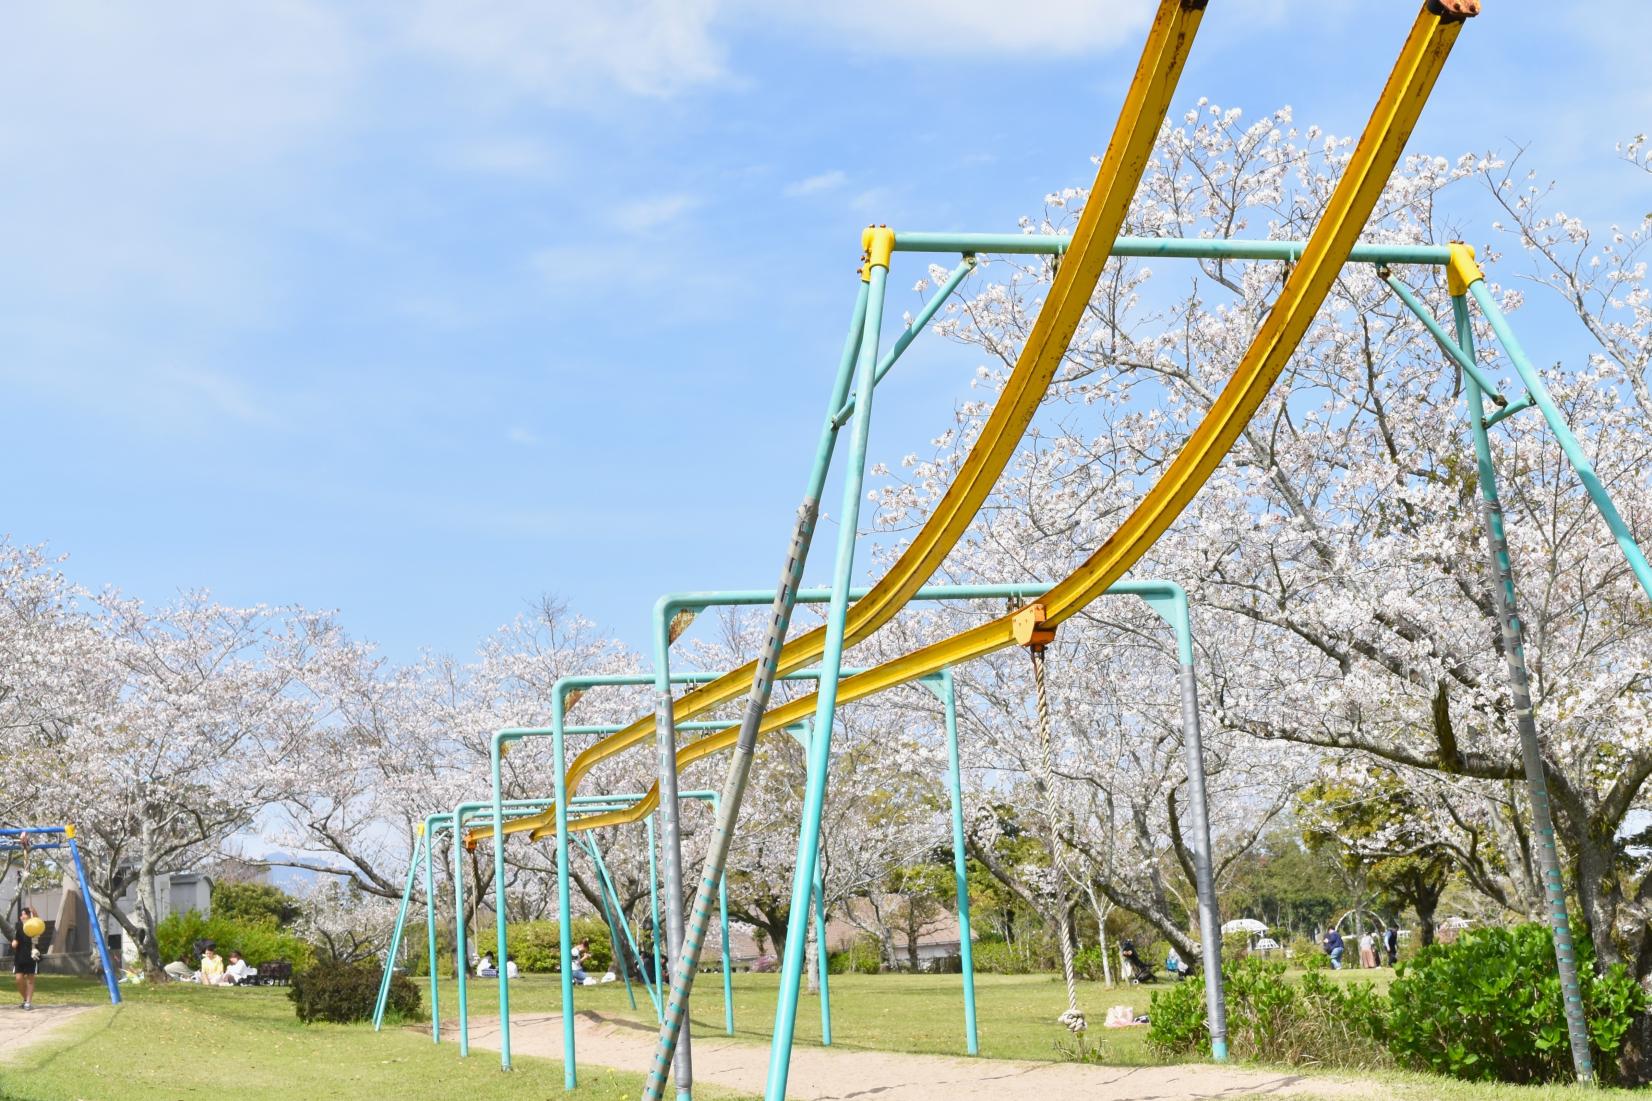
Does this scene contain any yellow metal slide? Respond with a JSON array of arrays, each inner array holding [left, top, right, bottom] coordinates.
[[471, 0, 1208, 845], [548, 1, 1473, 839]]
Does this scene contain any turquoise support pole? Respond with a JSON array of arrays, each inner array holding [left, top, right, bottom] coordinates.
[[375, 828, 424, 1030], [582, 834, 641, 1012], [644, 275, 873, 1101], [813, 857, 832, 1045], [765, 250, 891, 1101], [489, 731, 513, 1069], [552, 695, 577, 1089], [424, 813, 451, 1044], [703, 791, 733, 1037], [891, 233, 1455, 266], [929, 669, 979, 1054], [832, 257, 975, 427], [589, 833, 659, 1014], [451, 798, 557, 1058], [786, 722, 832, 1045], [1467, 278, 1652, 602], [1454, 294, 1595, 1084], [452, 811, 471, 1056], [1383, 273, 1510, 405]]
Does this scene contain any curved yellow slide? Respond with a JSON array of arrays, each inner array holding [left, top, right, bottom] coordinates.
[[472, 0, 1209, 845], [552, 1, 1472, 838]]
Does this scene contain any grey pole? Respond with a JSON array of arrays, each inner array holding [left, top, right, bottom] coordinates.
[[654, 677, 693, 1099], [1178, 661, 1228, 1061]]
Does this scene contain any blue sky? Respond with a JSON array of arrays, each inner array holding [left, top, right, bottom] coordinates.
[[5, 1, 1649, 662]]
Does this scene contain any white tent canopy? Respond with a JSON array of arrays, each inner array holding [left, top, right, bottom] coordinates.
[[1221, 918, 1268, 935]]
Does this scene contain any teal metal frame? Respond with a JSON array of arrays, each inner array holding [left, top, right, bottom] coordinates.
[[644, 579, 1228, 1096], [1383, 268, 1652, 1085], [484, 682, 752, 1081]]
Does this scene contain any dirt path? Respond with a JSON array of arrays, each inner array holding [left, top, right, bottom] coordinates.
[[0, 1005, 94, 1064], [454, 1013, 1383, 1100]]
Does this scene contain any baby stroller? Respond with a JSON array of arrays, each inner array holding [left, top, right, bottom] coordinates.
[[1120, 938, 1157, 984]]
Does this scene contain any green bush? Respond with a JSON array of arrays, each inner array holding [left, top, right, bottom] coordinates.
[[1073, 945, 1106, 982], [1222, 930, 1253, 962], [827, 933, 882, 975], [290, 961, 421, 1024], [1149, 957, 1389, 1069], [1387, 923, 1645, 1085], [211, 881, 301, 927], [156, 909, 313, 971], [482, 918, 614, 974], [969, 938, 1040, 975]]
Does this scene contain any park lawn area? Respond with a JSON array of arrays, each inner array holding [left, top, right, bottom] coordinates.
[[442, 969, 1636, 1101], [440, 969, 1156, 1064], [0, 974, 753, 1101]]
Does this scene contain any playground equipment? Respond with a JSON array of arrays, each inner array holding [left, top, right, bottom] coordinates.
[[374, 793, 736, 1050], [459, 0, 1630, 1092], [472, 660, 984, 1079], [1, 826, 121, 1005], [467, 580, 1227, 1079]]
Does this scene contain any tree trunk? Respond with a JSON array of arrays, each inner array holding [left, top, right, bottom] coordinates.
[[805, 927, 820, 995]]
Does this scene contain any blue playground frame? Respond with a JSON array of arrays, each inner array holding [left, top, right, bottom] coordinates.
[[1, 825, 122, 1005]]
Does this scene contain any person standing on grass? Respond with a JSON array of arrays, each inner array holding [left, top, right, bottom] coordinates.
[[1322, 927, 1345, 970], [1358, 931, 1376, 969], [10, 907, 39, 1010], [1383, 925, 1399, 967]]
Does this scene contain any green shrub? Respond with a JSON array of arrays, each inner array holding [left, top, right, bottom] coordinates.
[[156, 909, 313, 971], [827, 933, 882, 975], [477, 918, 614, 974], [1073, 945, 1106, 982], [1222, 930, 1252, 962], [290, 961, 421, 1024], [1387, 923, 1646, 1085], [211, 881, 301, 927], [969, 938, 1039, 974], [1149, 957, 1389, 1069]]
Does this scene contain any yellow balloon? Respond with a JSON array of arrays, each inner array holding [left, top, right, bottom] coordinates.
[[22, 917, 45, 939]]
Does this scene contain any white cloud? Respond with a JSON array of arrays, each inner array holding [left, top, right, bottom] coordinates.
[[506, 426, 541, 447], [406, 0, 727, 106], [784, 170, 847, 197], [757, 0, 1152, 56], [613, 194, 703, 235]]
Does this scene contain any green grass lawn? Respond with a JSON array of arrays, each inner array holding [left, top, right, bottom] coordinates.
[[0, 968, 1637, 1101], [0, 974, 751, 1101]]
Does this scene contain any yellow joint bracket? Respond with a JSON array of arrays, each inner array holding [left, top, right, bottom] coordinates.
[[416, 822, 425, 837], [860, 224, 895, 282], [1012, 603, 1057, 650], [1446, 241, 1483, 296], [63, 824, 76, 839]]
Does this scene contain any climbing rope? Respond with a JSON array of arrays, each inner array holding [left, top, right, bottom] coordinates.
[[1018, 605, 1084, 1036]]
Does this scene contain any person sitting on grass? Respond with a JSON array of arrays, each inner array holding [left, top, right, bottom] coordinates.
[[505, 955, 519, 980], [476, 953, 498, 978], [225, 950, 257, 985], [198, 943, 228, 985], [163, 957, 196, 981], [570, 939, 592, 985]]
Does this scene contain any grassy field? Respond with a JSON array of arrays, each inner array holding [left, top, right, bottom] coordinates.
[[0, 974, 748, 1101], [0, 968, 1638, 1101]]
